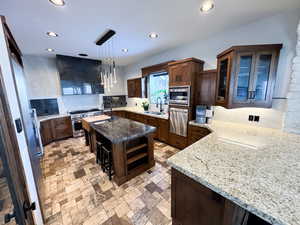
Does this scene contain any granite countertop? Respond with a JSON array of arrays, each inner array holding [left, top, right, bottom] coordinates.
[[107, 107, 169, 120], [91, 116, 156, 144], [38, 114, 69, 122], [168, 120, 300, 225]]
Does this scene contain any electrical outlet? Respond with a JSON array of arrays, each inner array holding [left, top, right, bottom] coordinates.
[[248, 115, 254, 121], [254, 115, 260, 122]]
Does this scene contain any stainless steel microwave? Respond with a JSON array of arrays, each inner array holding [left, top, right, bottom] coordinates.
[[169, 86, 190, 106]]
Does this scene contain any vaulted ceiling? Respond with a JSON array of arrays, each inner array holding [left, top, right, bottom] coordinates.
[[1, 0, 300, 65]]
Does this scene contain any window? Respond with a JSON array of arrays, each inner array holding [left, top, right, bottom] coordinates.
[[148, 72, 169, 104]]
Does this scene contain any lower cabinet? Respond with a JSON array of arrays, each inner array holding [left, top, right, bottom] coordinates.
[[112, 111, 126, 118], [169, 133, 187, 150], [171, 169, 269, 225], [158, 118, 169, 143], [40, 119, 54, 146], [40, 116, 73, 146], [52, 117, 73, 140], [188, 125, 211, 145]]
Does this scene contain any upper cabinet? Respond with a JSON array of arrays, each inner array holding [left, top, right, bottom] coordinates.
[[195, 70, 217, 106], [127, 78, 142, 98], [215, 44, 282, 108], [168, 58, 204, 87]]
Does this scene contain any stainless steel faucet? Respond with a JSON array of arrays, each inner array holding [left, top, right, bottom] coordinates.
[[156, 97, 163, 113]]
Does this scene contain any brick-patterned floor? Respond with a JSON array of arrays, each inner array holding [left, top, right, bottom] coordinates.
[[41, 137, 179, 225]]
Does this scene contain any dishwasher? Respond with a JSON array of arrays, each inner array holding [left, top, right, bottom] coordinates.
[[169, 107, 189, 137]]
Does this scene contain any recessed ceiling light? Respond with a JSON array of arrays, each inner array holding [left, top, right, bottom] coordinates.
[[78, 53, 88, 57], [200, 1, 214, 13], [47, 31, 58, 37], [46, 48, 55, 52], [122, 48, 128, 53], [49, 0, 65, 6], [149, 32, 158, 39]]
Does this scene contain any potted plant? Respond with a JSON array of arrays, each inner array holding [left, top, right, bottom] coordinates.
[[142, 101, 149, 111]]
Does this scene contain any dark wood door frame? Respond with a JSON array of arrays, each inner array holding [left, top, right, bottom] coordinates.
[[0, 66, 35, 224]]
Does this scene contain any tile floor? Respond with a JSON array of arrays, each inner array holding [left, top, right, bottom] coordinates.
[[41, 137, 179, 225]]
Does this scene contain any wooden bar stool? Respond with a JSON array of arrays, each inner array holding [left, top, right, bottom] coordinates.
[[101, 146, 114, 180]]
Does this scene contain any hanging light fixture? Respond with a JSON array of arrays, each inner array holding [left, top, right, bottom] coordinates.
[[96, 29, 117, 93]]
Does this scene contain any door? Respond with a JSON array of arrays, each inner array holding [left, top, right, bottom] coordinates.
[[0, 67, 35, 225]]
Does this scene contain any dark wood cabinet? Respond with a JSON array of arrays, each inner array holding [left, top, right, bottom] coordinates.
[[40, 119, 54, 146], [112, 110, 126, 118], [127, 78, 142, 98], [195, 70, 217, 106], [51, 117, 73, 140], [188, 125, 211, 145], [169, 133, 187, 149], [40, 116, 73, 146], [158, 119, 169, 143], [172, 169, 226, 225], [216, 44, 282, 108], [168, 58, 204, 87], [172, 168, 270, 225]]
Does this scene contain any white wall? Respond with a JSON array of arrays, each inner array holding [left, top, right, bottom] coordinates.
[[22, 55, 126, 113], [124, 9, 300, 129], [0, 18, 43, 225], [284, 20, 300, 134]]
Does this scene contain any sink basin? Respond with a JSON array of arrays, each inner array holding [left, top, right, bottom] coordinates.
[[144, 111, 165, 116]]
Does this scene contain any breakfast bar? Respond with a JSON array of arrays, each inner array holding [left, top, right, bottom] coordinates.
[[89, 116, 156, 185]]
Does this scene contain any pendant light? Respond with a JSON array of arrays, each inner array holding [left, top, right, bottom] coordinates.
[[96, 29, 117, 93]]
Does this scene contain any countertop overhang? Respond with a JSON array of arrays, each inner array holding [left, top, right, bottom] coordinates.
[[168, 121, 300, 225]]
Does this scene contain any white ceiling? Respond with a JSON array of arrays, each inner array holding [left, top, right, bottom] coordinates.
[[1, 0, 300, 66]]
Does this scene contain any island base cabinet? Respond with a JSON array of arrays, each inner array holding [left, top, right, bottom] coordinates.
[[171, 169, 268, 225]]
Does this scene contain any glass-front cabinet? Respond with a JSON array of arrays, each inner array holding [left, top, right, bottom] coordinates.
[[215, 44, 282, 108]]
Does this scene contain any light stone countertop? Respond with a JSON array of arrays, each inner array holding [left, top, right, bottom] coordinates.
[[38, 114, 69, 122], [38, 106, 168, 123], [108, 106, 169, 120], [168, 120, 300, 225]]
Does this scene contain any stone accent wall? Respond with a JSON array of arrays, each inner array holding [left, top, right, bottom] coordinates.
[[284, 21, 300, 134]]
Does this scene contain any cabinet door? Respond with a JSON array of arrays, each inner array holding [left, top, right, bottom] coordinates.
[[158, 119, 169, 143], [216, 54, 232, 105], [196, 70, 217, 105], [127, 80, 136, 97], [52, 117, 73, 140], [172, 169, 225, 225], [252, 52, 275, 107], [40, 120, 53, 146], [233, 53, 255, 104], [169, 63, 191, 86], [127, 78, 142, 98]]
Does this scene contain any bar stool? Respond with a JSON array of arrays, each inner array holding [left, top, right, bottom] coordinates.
[[96, 141, 104, 171], [101, 146, 114, 180]]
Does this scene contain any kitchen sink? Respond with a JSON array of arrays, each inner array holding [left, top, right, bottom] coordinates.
[[144, 111, 165, 116]]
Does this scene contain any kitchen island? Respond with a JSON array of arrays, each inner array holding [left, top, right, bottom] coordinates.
[[89, 116, 156, 185], [168, 121, 300, 225]]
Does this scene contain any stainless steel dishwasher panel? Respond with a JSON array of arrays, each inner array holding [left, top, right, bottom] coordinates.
[[169, 108, 188, 137]]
